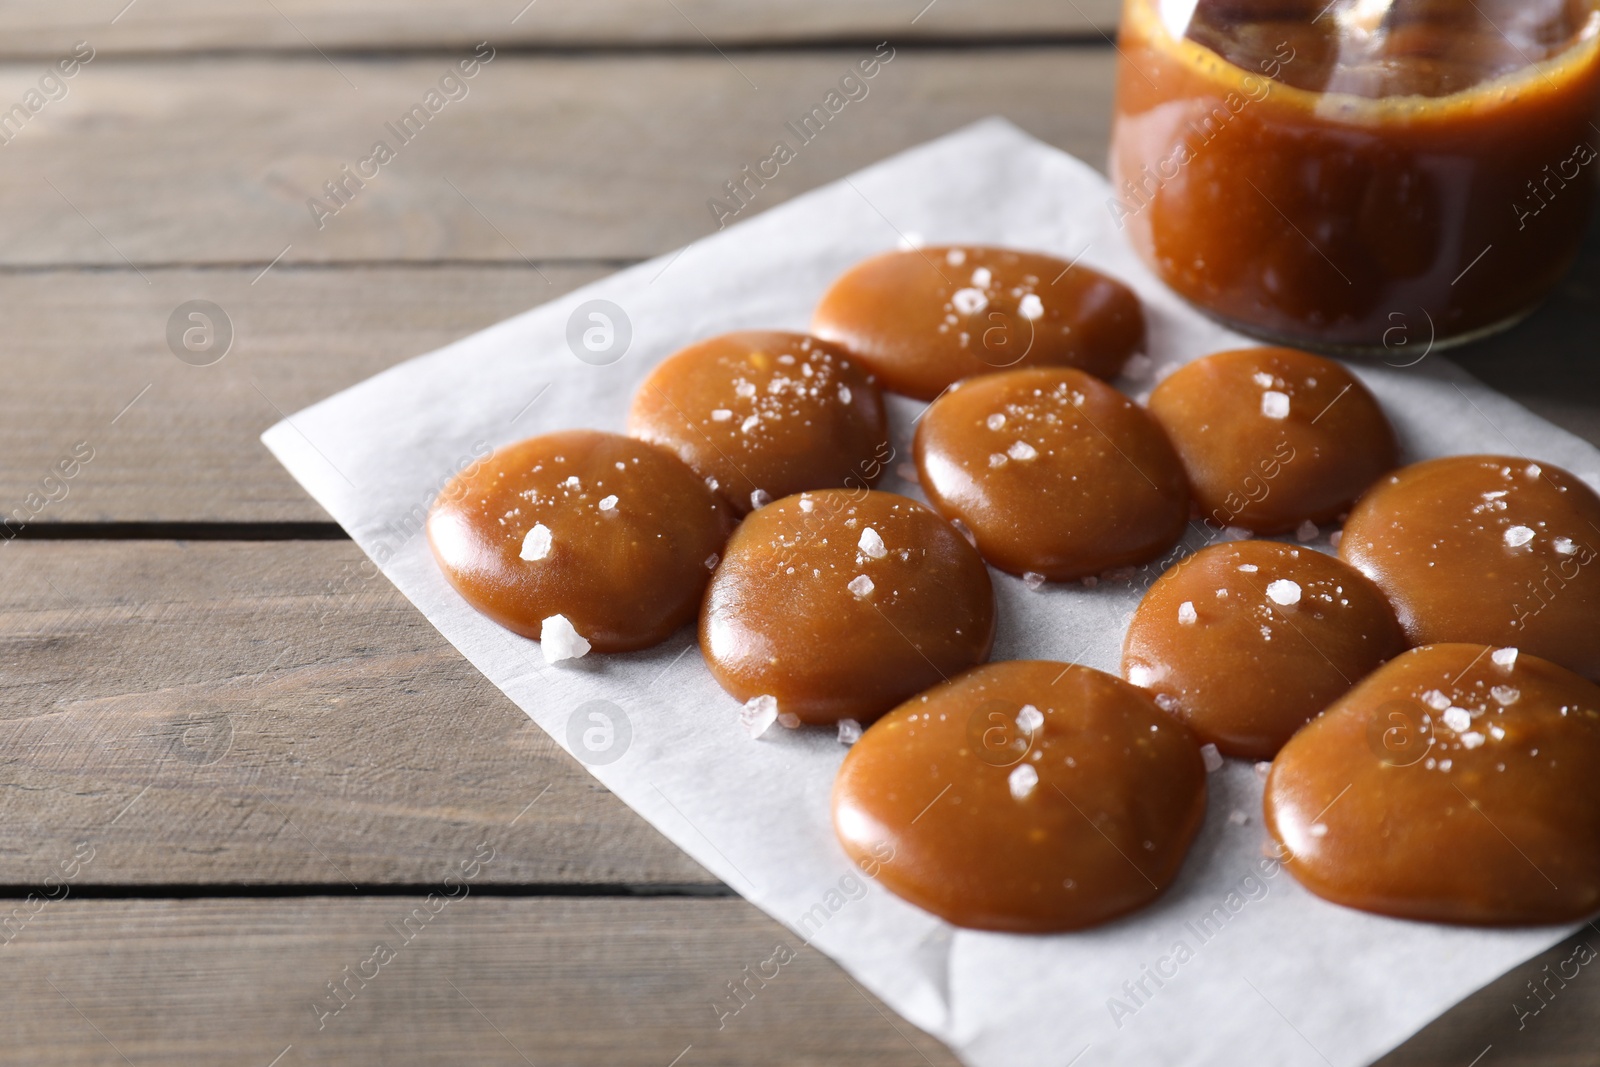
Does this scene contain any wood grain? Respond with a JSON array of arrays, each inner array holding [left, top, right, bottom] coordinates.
[[0, 539, 713, 887], [0, 50, 1117, 266], [0, 0, 1121, 58], [0, 896, 1589, 1066], [1, 237, 1597, 526]]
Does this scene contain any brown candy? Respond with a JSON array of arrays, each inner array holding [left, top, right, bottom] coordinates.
[[812, 246, 1146, 400], [627, 330, 890, 515], [1147, 347, 1397, 533], [1341, 455, 1600, 681], [914, 367, 1189, 580], [1123, 540, 1407, 759], [833, 660, 1208, 932], [1265, 643, 1600, 925], [428, 430, 733, 653], [700, 489, 994, 724]]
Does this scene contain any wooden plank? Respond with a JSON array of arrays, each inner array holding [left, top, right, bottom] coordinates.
[[0, 50, 1117, 266], [0, 897, 1591, 1065], [0, 897, 960, 1066], [3, 234, 1598, 526], [0, 0, 1120, 58], [0, 539, 714, 887]]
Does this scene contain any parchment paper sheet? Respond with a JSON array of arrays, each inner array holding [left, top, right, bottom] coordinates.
[[264, 119, 1598, 1067]]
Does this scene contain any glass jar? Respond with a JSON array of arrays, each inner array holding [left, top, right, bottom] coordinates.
[[1109, 0, 1600, 353]]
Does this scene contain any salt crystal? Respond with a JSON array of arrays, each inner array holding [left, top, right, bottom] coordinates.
[[847, 574, 875, 598], [1438, 759, 1453, 772], [1221, 526, 1253, 542], [951, 288, 988, 315], [986, 413, 1007, 431], [1492, 647, 1519, 669], [1178, 601, 1197, 625], [1254, 761, 1272, 780], [740, 415, 760, 433], [1504, 525, 1535, 547], [539, 614, 591, 664], [597, 495, 618, 511], [1154, 693, 1179, 713], [1422, 690, 1452, 711], [704, 553, 720, 571], [563, 475, 581, 489], [750, 488, 772, 510], [1252, 372, 1274, 387], [711, 409, 733, 422], [735, 382, 756, 398], [1016, 704, 1045, 733], [1007, 441, 1038, 461], [1228, 810, 1249, 826], [705, 476, 719, 491], [519, 523, 553, 561], [971, 267, 993, 289], [1309, 823, 1328, 837], [1238, 563, 1259, 573], [1296, 519, 1319, 542], [739, 695, 779, 738], [1008, 763, 1039, 800], [1442, 706, 1472, 733], [1022, 571, 1047, 591], [1555, 536, 1578, 555], [1328, 530, 1343, 550], [837, 719, 863, 745], [1018, 294, 1044, 320], [1261, 391, 1291, 419], [777, 712, 801, 730], [798, 497, 814, 513], [988, 452, 1008, 468], [839, 385, 853, 405], [1126, 665, 1157, 687], [859, 527, 887, 559], [1526, 463, 1542, 478], [1200, 743, 1223, 773], [1489, 725, 1506, 740], [1460, 732, 1485, 749], [1266, 579, 1302, 606], [1491, 685, 1521, 705], [946, 248, 967, 266], [1123, 353, 1155, 381]]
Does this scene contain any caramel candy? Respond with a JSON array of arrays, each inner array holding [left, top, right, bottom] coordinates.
[[1148, 347, 1397, 533], [914, 367, 1189, 580], [428, 430, 733, 654], [627, 331, 889, 515], [811, 246, 1145, 401], [1123, 541, 1406, 759], [1265, 643, 1600, 924], [1341, 455, 1600, 680], [833, 660, 1207, 932], [700, 490, 994, 724]]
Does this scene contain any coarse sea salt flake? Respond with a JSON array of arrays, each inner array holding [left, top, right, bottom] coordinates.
[[1266, 579, 1302, 606], [1022, 571, 1046, 591], [1442, 707, 1472, 733], [1009, 763, 1038, 800], [1296, 519, 1319, 542], [741, 415, 760, 433], [1422, 689, 1452, 711], [711, 409, 733, 422], [1555, 536, 1578, 555], [1018, 294, 1044, 320], [987, 413, 1007, 431], [1460, 732, 1485, 749], [798, 497, 814, 512], [1261, 391, 1291, 419], [837, 719, 863, 745], [1178, 601, 1198, 625], [1201, 744, 1223, 773], [1008, 441, 1038, 461], [1016, 705, 1045, 733], [1492, 685, 1521, 705], [740, 695, 779, 738], [539, 614, 590, 664], [1504, 525, 1535, 547], [952, 287, 988, 315], [777, 712, 801, 730], [946, 248, 967, 266], [520, 523, 553, 561], [859, 527, 887, 559], [750, 488, 772, 510], [597, 495, 618, 511], [971, 267, 993, 289], [848, 574, 875, 598], [1238, 563, 1258, 573], [1492, 647, 1519, 669]]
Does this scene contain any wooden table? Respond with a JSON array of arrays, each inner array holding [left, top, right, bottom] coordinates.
[[2, 3, 1596, 1063]]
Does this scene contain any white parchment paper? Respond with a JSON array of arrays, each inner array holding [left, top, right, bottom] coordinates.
[[263, 119, 1597, 1066]]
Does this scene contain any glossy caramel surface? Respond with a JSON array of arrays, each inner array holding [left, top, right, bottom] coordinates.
[[833, 660, 1208, 932], [811, 246, 1145, 401], [428, 430, 733, 652], [1148, 347, 1396, 533], [1111, 0, 1600, 347], [626, 331, 889, 515], [1341, 454, 1600, 679], [915, 367, 1189, 580], [700, 490, 994, 724], [1124, 540, 1406, 758], [1265, 643, 1600, 924]]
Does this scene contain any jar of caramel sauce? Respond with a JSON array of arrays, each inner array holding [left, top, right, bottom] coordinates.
[[1110, 0, 1600, 351]]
